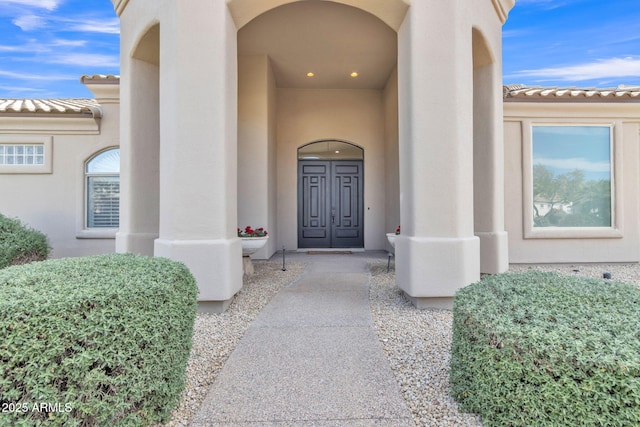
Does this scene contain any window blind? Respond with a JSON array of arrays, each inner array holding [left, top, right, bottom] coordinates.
[[87, 176, 120, 228]]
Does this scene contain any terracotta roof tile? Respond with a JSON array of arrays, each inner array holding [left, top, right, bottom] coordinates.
[[504, 84, 640, 101], [80, 74, 120, 85], [0, 98, 102, 117]]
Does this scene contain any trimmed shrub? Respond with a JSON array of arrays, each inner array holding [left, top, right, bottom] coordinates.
[[0, 213, 50, 269], [451, 271, 640, 427], [0, 254, 198, 426]]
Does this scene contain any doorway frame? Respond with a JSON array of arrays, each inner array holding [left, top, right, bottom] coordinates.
[[297, 140, 365, 249]]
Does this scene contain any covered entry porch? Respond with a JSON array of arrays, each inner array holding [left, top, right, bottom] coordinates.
[[112, 0, 512, 310]]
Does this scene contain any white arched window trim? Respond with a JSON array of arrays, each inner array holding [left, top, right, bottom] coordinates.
[[84, 148, 120, 230]]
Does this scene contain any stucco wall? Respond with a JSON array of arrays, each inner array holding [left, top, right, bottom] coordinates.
[[0, 101, 120, 259], [383, 67, 400, 250], [504, 102, 640, 263], [238, 54, 278, 259], [276, 88, 387, 250]]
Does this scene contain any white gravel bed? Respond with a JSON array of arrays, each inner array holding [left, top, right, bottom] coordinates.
[[369, 261, 640, 427], [368, 262, 484, 427], [157, 260, 305, 427], [508, 262, 640, 285]]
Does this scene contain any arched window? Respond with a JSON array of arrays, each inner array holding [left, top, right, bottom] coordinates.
[[298, 140, 364, 160], [86, 148, 120, 228]]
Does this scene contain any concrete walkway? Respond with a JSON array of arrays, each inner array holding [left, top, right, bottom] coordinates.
[[191, 251, 413, 426]]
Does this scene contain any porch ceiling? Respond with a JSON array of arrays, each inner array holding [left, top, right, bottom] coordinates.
[[238, 1, 397, 90]]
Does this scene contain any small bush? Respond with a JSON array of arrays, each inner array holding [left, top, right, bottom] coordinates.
[[0, 254, 198, 426], [0, 213, 50, 269], [451, 271, 640, 427]]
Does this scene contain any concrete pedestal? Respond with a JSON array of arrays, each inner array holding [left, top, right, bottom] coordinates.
[[396, 235, 480, 308], [243, 256, 255, 277], [154, 238, 243, 306]]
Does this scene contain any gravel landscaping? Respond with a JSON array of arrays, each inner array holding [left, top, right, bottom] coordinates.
[[159, 257, 640, 426], [508, 262, 640, 285], [369, 261, 640, 427], [369, 262, 484, 427]]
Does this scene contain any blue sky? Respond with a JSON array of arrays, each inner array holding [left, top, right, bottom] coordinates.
[[533, 126, 611, 181], [0, 0, 638, 99], [503, 0, 640, 88], [0, 0, 119, 98]]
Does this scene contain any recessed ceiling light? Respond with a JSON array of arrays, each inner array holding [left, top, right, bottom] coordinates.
[[350, 72, 358, 77], [307, 72, 315, 77], [335, 150, 340, 154]]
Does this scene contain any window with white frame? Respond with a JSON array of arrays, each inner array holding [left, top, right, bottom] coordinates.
[[86, 148, 120, 228], [0, 136, 52, 174], [525, 124, 619, 239], [0, 144, 45, 165]]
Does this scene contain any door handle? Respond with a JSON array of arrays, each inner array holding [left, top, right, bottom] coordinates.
[[331, 208, 336, 224]]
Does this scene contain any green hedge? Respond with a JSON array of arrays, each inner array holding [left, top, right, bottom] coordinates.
[[451, 271, 640, 427], [0, 254, 198, 426], [0, 213, 50, 269]]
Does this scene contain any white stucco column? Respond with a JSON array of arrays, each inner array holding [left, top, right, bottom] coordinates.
[[154, 0, 242, 311], [396, 0, 480, 308], [237, 55, 277, 259], [473, 47, 509, 274], [115, 53, 160, 257]]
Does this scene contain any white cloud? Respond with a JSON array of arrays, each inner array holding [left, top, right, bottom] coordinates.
[[0, 84, 49, 95], [502, 29, 528, 39], [50, 38, 87, 47], [0, 45, 22, 52], [512, 0, 571, 10], [59, 18, 120, 35], [0, 69, 76, 81], [535, 157, 610, 173], [47, 53, 119, 68], [0, 39, 83, 54], [509, 57, 640, 82], [13, 14, 46, 31], [7, 5, 119, 35], [3, 0, 61, 11]]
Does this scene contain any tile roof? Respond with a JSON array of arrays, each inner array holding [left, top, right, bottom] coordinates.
[[0, 98, 102, 117], [504, 84, 640, 102], [80, 74, 120, 85], [0, 75, 119, 117]]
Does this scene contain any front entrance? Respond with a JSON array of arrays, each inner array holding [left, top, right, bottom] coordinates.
[[298, 159, 364, 248]]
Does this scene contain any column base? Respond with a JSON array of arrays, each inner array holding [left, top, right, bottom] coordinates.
[[403, 293, 453, 310], [475, 230, 509, 274], [198, 298, 234, 314], [115, 231, 158, 256], [396, 235, 480, 299], [154, 238, 242, 304]]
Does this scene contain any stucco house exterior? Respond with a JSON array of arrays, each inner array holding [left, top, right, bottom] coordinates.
[[0, 75, 120, 258], [1, 0, 639, 311], [504, 85, 640, 263]]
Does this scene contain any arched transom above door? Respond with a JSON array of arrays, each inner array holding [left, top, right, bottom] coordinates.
[[298, 141, 364, 160]]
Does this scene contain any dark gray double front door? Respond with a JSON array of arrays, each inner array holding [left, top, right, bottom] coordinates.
[[298, 160, 364, 248]]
